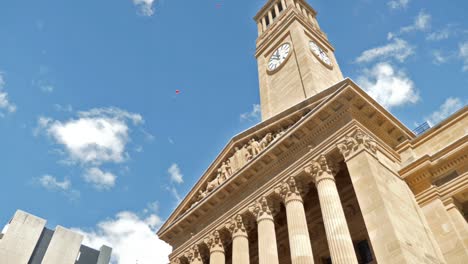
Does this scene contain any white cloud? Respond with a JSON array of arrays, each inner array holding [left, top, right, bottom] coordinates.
[[39, 175, 71, 190], [132, 0, 156, 16], [54, 104, 73, 113], [168, 163, 183, 184], [400, 10, 431, 33], [0, 73, 17, 116], [388, 0, 410, 9], [240, 104, 261, 122], [37, 174, 80, 199], [355, 38, 415, 63], [39, 107, 143, 165], [432, 50, 450, 65], [84, 167, 116, 190], [37, 107, 144, 189], [426, 97, 465, 126], [40, 84, 54, 93], [357, 62, 419, 109], [427, 28, 452, 41], [74, 210, 171, 264], [459, 41, 468, 72]]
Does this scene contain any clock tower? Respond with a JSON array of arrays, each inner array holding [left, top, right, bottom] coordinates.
[[255, 0, 344, 120]]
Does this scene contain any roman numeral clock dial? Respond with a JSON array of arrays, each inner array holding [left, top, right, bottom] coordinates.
[[267, 43, 291, 72], [309, 40, 332, 68]]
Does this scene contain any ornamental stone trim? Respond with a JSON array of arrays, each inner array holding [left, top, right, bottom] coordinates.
[[336, 128, 377, 158], [275, 177, 303, 205], [226, 215, 248, 239], [204, 231, 224, 254], [186, 245, 203, 264], [249, 197, 274, 222]]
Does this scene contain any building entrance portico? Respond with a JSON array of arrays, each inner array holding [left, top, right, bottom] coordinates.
[[168, 137, 380, 264]]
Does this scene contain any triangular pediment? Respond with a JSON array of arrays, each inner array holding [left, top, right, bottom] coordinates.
[[157, 78, 415, 246]]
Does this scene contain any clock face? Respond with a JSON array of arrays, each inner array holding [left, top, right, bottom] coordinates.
[[309, 41, 332, 67], [268, 43, 291, 72]]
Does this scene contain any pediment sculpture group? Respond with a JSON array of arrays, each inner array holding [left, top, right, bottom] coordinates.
[[191, 128, 288, 208]]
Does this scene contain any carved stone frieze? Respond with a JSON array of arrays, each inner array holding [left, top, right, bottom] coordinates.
[[226, 214, 248, 238], [275, 177, 303, 204], [190, 127, 290, 208], [204, 230, 224, 253], [337, 128, 377, 158]]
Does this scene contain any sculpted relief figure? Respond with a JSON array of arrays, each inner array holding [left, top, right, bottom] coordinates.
[[274, 128, 286, 141], [246, 138, 261, 161], [259, 133, 274, 151], [206, 176, 220, 192], [230, 146, 249, 172], [198, 190, 207, 201], [189, 127, 294, 210], [220, 161, 232, 180]]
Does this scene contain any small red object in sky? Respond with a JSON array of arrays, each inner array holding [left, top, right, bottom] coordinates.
[[216, 3, 222, 9], [175, 90, 181, 94]]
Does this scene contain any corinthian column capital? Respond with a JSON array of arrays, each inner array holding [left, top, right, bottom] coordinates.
[[185, 245, 203, 264], [304, 155, 336, 184], [170, 258, 181, 264], [275, 177, 303, 204], [337, 128, 377, 158], [226, 214, 248, 239], [249, 197, 273, 222], [204, 230, 224, 254]]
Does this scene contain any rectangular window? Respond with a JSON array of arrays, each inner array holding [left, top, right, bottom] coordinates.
[[278, 2, 284, 12], [272, 9, 277, 19]]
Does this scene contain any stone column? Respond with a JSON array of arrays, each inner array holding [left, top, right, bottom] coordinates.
[[268, 10, 273, 24], [257, 21, 263, 36], [249, 197, 279, 264], [274, 4, 280, 18], [305, 155, 358, 264], [227, 215, 250, 264], [308, 13, 315, 27], [281, 0, 287, 9], [205, 231, 225, 264], [186, 245, 204, 264], [262, 17, 267, 31], [276, 177, 314, 264]]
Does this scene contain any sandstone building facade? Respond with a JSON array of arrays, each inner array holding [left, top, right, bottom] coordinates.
[[158, 0, 468, 263]]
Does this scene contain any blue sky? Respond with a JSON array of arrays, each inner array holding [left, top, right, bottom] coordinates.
[[0, 0, 467, 262]]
